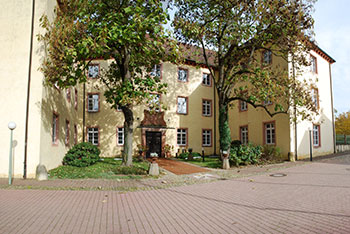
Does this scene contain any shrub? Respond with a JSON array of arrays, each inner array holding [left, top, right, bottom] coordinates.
[[178, 152, 201, 160], [230, 143, 261, 166], [260, 145, 283, 162], [63, 142, 100, 167]]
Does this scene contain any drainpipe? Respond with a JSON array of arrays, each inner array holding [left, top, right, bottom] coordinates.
[[83, 83, 86, 142], [23, 0, 36, 179], [292, 56, 298, 160], [329, 63, 336, 153], [213, 73, 217, 155]]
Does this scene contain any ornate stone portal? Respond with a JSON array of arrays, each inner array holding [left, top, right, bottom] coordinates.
[[140, 110, 167, 157]]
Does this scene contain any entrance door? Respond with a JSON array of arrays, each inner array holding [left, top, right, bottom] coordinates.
[[146, 131, 162, 158]]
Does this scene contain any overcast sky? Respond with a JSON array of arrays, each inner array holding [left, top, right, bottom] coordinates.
[[313, 0, 350, 114]]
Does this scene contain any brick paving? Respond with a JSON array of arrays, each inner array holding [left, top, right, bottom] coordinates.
[[156, 158, 210, 175], [0, 153, 350, 233]]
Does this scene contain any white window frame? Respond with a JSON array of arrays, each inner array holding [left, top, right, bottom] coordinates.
[[240, 126, 248, 145], [87, 127, 99, 146], [310, 55, 317, 73], [202, 129, 212, 147], [150, 64, 161, 78], [87, 94, 99, 112], [313, 125, 320, 147], [177, 96, 188, 114], [311, 88, 319, 109], [264, 122, 275, 145], [177, 129, 187, 146], [117, 127, 124, 145], [178, 68, 188, 82], [202, 100, 212, 116], [263, 50, 272, 65], [240, 100, 247, 111], [88, 64, 100, 78], [148, 93, 161, 112], [202, 73, 211, 86]]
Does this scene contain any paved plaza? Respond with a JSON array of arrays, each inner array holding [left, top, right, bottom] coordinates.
[[0, 153, 350, 233]]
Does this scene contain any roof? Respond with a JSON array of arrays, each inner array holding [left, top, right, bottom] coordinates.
[[312, 43, 336, 64]]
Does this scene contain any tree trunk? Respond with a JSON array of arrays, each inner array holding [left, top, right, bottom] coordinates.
[[218, 100, 231, 155], [122, 106, 134, 166]]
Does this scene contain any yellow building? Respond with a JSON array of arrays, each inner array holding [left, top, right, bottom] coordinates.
[[0, 0, 336, 178]]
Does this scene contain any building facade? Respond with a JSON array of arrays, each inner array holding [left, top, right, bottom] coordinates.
[[0, 0, 335, 178]]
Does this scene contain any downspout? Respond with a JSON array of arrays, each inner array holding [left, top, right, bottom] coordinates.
[[329, 63, 336, 153], [292, 56, 298, 160], [23, 0, 36, 179], [83, 83, 86, 142], [213, 73, 217, 155]]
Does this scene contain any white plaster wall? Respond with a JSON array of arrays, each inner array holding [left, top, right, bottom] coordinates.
[[292, 50, 335, 159]]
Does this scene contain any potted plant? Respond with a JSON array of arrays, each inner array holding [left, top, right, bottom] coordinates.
[[137, 144, 148, 159], [150, 152, 158, 163], [162, 144, 174, 158]]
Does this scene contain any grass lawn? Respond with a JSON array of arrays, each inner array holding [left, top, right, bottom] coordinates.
[[48, 158, 150, 179], [178, 157, 222, 169]]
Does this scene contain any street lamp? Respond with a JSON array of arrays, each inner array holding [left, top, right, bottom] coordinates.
[[308, 127, 313, 162], [8, 122, 16, 185]]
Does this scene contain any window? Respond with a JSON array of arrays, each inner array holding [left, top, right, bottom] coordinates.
[[240, 126, 248, 145], [202, 99, 212, 116], [177, 129, 187, 146], [313, 124, 320, 147], [148, 93, 161, 112], [74, 88, 78, 110], [262, 50, 272, 65], [150, 64, 161, 78], [202, 129, 212, 147], [310, 55, 317, 73], [65, 120, 70, 146], [87, 127, 99, 146], [52, 113, 59, 144], [202, 73, 211, 86], [311, 88, 319, 109], [88, 64, 99, 78], [117, 127, 124, 145], [66, 88, 71, 102], [264, 122, 275, 145], [74, 124, 78, 145], [177, 96, 188, 114], [178, 68, 188, 82], [87, 93, 99, 112], [239, 100, 248, 111]]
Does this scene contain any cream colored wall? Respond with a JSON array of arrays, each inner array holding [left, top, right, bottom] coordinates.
[[0, 0, 58, 178], [81, 61, 219, 157], [228, 52, 291, 158], [291, 50, 335, 159]]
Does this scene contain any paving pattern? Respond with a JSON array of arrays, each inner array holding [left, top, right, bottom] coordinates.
[[0, 154, 350, 233], [156, 158, 210, 175]]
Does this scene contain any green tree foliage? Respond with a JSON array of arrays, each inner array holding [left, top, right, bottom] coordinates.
[[335, 111, 350, 135], [39, 0, 178, 166], [173, 0, 318, 152]]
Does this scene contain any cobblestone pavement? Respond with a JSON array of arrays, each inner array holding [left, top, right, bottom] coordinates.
[[0, 153, 350, 233]]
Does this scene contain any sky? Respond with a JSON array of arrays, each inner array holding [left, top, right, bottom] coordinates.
[[313, 0, 350, 114]]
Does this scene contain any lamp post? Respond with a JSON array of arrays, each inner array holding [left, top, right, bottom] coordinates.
[[308, 127, 313, 162], [8, 122, 16, 185]]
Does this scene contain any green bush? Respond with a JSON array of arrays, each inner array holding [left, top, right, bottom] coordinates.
[[260, 145, 283, 162], [63, 142, 100, 167], [230, 143, 261, 166], [178, 152, 201, 160]]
